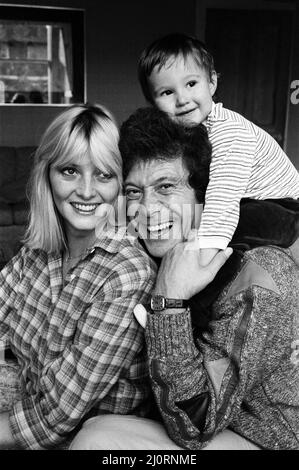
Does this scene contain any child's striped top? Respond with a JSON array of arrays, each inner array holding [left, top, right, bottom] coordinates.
[[198, 102, 299, 249]]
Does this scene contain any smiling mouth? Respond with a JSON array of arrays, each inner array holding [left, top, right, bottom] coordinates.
[[176, 108, 197, 117], [71, 202, 99, 214], [147, 221, 173, 238]]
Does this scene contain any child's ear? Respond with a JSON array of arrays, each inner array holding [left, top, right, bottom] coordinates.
[[209, 71, 218, 96]]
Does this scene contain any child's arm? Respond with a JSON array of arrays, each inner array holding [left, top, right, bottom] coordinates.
[[198, 128, 257, 255]]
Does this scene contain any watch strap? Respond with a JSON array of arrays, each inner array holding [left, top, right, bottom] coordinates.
[[164, 298, 189, 309], [149, 295, 189, 312]]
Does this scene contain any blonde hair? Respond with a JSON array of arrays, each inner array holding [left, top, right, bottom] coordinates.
[[24, 103, 122, 253]]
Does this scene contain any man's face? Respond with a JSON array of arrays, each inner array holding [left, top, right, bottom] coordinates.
[[124, 157, 202, 258]]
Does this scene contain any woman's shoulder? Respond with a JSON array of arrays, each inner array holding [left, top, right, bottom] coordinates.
[[4, 244, 35, 266], [0, 244, 47, 280]]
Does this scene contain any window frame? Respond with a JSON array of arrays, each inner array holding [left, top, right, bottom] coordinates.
[[0, 3, 85, 105]]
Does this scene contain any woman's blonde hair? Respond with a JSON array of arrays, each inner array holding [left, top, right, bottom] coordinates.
[[24, 103, 122, 253]]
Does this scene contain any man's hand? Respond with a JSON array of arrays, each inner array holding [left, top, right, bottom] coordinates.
[[133, 242, 232, 329], [154, 240, 233, 300]]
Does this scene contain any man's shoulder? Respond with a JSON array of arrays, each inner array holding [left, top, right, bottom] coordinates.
[[225, 246, 297, 300]]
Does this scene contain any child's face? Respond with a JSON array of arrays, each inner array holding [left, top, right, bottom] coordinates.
[[148, 54, 217, 125]]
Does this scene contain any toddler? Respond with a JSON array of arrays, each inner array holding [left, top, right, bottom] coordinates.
[[138, 33, 299, 264]]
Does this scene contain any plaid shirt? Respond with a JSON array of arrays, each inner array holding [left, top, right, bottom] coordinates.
[[0, 231, 156, 449]]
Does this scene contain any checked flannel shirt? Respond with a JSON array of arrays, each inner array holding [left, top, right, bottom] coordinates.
[[0, 230, 156, 449]]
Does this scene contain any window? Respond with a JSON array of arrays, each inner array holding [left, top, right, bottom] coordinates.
[[0, 5, 85, 104]]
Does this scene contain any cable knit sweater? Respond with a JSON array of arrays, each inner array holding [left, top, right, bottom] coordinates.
[[145, 242, 299, 450]]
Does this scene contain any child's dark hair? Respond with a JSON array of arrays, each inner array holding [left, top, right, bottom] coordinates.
[[119, 106, 211, 204], [138, 32, 216, 104]]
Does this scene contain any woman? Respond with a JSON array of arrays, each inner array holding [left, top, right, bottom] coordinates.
[[0, 104, 156, 449]]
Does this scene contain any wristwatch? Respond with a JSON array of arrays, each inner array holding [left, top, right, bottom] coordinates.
[[149, 294, 189, 312]]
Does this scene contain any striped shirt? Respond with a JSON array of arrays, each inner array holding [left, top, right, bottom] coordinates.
[[198, 102, 299, 249], [0, 231, 156, 449]]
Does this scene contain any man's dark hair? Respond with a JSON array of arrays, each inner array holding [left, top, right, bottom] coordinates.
[[138, 32, 216, 104], [119, 107, 212, 203]]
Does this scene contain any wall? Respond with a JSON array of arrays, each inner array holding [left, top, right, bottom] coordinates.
[[196, 0, 299, 169], [0, 0, 196, 145], [1, 0, 299, 170]]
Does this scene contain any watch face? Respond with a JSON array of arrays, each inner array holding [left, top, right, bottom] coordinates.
[[150, 295, 165, 311]]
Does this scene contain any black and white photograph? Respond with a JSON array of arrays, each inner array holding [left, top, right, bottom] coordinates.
[[0, 0, 298, 459]]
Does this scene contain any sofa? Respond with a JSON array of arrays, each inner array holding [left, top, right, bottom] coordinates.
[[0, 146, 36, 270]]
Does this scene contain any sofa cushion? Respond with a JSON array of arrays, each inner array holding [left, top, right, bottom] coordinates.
[[0, 179, 28, 204], [0, 226, 25, 267], [0, 147, 35, 204], [0, 146, 35, 268], [0, 241, 15, 271], [0, 203, 13, 226], [15, 147, 35, 181], [12, 200, 29, 225], [0, 147, 16, 187]]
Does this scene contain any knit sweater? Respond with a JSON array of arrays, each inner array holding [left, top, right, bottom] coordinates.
[[145, 242, 299, 450]]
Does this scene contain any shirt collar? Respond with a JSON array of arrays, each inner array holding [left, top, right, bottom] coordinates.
[[93, 227, 138, 254], [204, 101, 226, 131], [46, 227, 138, 262]]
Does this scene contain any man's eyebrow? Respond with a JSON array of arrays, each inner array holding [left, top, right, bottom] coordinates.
[[124, 181, 140, 188], [125, 175, 179, 187], [154, 176, 180, 184]]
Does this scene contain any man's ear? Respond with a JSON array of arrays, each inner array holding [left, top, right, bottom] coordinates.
[[209, 71, 218, 96]]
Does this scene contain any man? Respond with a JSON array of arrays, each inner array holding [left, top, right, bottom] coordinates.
[[70, 107, 299, 450]]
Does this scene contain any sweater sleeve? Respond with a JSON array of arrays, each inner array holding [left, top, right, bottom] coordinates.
[[145, 254, 295, 449]]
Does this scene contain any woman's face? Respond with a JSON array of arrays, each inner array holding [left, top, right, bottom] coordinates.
[[49, 152, 119, 241]]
